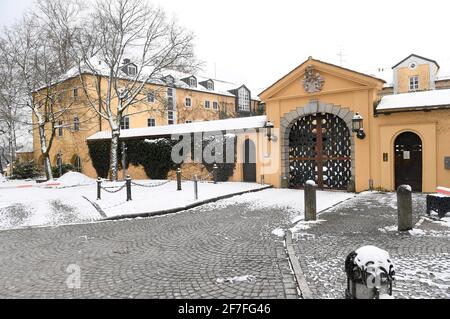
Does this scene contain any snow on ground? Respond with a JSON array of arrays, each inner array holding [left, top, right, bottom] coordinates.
[[0, 174, 268, 230], [216, 275, 257, 284], [0, 174, 6, 183], [94, 180, 266, 217], [55, 172, 95, 187], [203, 188, 355, 215]]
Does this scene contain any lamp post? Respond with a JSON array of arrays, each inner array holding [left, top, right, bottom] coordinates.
[[352, 113, 366, 139], [265, 120, 274, 141]]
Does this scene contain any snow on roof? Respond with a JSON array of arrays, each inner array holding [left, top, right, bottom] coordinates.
[[87, 115, 267, 141], [377, 88, 450, 112], [55, 58, 260, 100]]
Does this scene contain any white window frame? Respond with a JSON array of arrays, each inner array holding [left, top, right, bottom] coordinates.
[[189, 78, 196, 87], [238, 88, 250, 112], [207, 81, 214, 90], [147, 118, 156, 127], [213, 101, 219, 110], [168, 110, 174, 125], [409, 76, 419, 91], [128, 65, 137, 76], [205, 100, 211, 109], [120, 117, 130, 130], [185, 97, 192, 107], [147, 92, 155, 103]]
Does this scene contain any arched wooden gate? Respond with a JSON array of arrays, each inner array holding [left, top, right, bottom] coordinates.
[[289, 113, 352, 190]]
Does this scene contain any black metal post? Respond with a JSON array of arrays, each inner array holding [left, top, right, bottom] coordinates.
[[122, 141, 127, 181], [126, 175, 132, 201], [176, 168, 182, 191], [194, 174, 198, 200], [213, 164, 218, 184], [97, 177, 101, 200]]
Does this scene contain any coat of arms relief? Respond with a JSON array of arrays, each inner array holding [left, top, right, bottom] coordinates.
[[302, 66, 324, 93]]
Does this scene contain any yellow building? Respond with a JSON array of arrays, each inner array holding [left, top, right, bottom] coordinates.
[[259, 54, 450, 193], [32, 54, 450, 193], [32, 61, 261, 179]]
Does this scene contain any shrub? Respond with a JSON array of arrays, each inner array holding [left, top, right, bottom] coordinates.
[[11, 160, 41, 180], [52, 163, 76, 178]]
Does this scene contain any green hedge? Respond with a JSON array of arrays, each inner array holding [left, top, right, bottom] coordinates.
[[87, 135, 236, 181]]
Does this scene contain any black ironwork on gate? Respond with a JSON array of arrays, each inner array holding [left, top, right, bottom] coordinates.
[[289, 113, 351, 190]]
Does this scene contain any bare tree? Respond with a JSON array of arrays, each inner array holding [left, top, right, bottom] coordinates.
[[0, 39, 22, 169], [0, 0, 82, 180], [73, 0, 199, 181]]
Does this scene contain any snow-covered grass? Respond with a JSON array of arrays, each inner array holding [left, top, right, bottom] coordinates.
[[0, 173, 268, 230], [95, 180, 266, 217]]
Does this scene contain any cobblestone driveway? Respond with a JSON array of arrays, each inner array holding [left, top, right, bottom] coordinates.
[[0, 194, 297, 299], [293, 192, 450, 299]]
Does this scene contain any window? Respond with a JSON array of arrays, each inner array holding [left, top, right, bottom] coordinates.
[[205, 100, 211, 109], [120, 117, 130, 130], [167, 87, 174, 97], [185, 120, 192, 124], [147, 92, 155, 103], [147, 118, 156, 127], [128, 65, 137, 76], [238, 88, 250, 112], [189, 78, 196, 87], [58, 121, 63, 137], [185, 97, 192, 107], [74, 155, 82, 172], [207, 81, 214, 90], [73, 88, 78, 99], [213, 101, 219, 110], [73, 116, 80, 132], [168, 111, 174, 125], [409, 76, 419, 91]]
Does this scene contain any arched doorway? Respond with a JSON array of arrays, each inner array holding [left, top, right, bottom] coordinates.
[[289, 113, 351, 190], [243, 139, 256, 182], [394, 132, 422, 192]]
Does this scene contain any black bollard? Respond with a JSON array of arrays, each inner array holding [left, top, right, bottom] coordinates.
[[304, 180, 317, 221], [194, 175, 198, 200], [97, 177, 102, 200], [176, 168, 182, 191], [397, 185, 413, 231], [213, 164, 218, 184], [126, 175, 132, 201]]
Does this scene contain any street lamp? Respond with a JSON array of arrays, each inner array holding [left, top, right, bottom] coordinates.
[[265, 120, 274, 141], [352, 113, 366, 140]]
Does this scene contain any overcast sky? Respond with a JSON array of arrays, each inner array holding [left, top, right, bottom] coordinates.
[[2, 0, 450, 93]]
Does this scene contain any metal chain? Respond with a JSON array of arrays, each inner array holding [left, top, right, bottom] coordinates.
[[100, 183, 127, 193], [130, 180, 170, 188]]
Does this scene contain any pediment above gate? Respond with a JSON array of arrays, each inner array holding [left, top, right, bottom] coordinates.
[[259, 57, 385, 101]]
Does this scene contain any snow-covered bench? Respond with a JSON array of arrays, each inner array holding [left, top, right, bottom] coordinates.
[[426, 187, 450, 218]]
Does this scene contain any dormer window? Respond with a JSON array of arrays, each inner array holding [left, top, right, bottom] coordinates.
[[189, 77, 197, 88], [128, 65, 137, 76], [207, 81, 214, 90], [409, 76, 419, 91], [164, 75, 175, 85], [238, 87, 250, 112]]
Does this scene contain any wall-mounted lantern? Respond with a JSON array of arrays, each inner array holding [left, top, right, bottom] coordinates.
[[265, 120, 274, 141], [352, 113, 366, 140]]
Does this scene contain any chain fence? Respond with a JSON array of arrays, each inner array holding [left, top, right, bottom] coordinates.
[[130, 180, 171, 188]]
